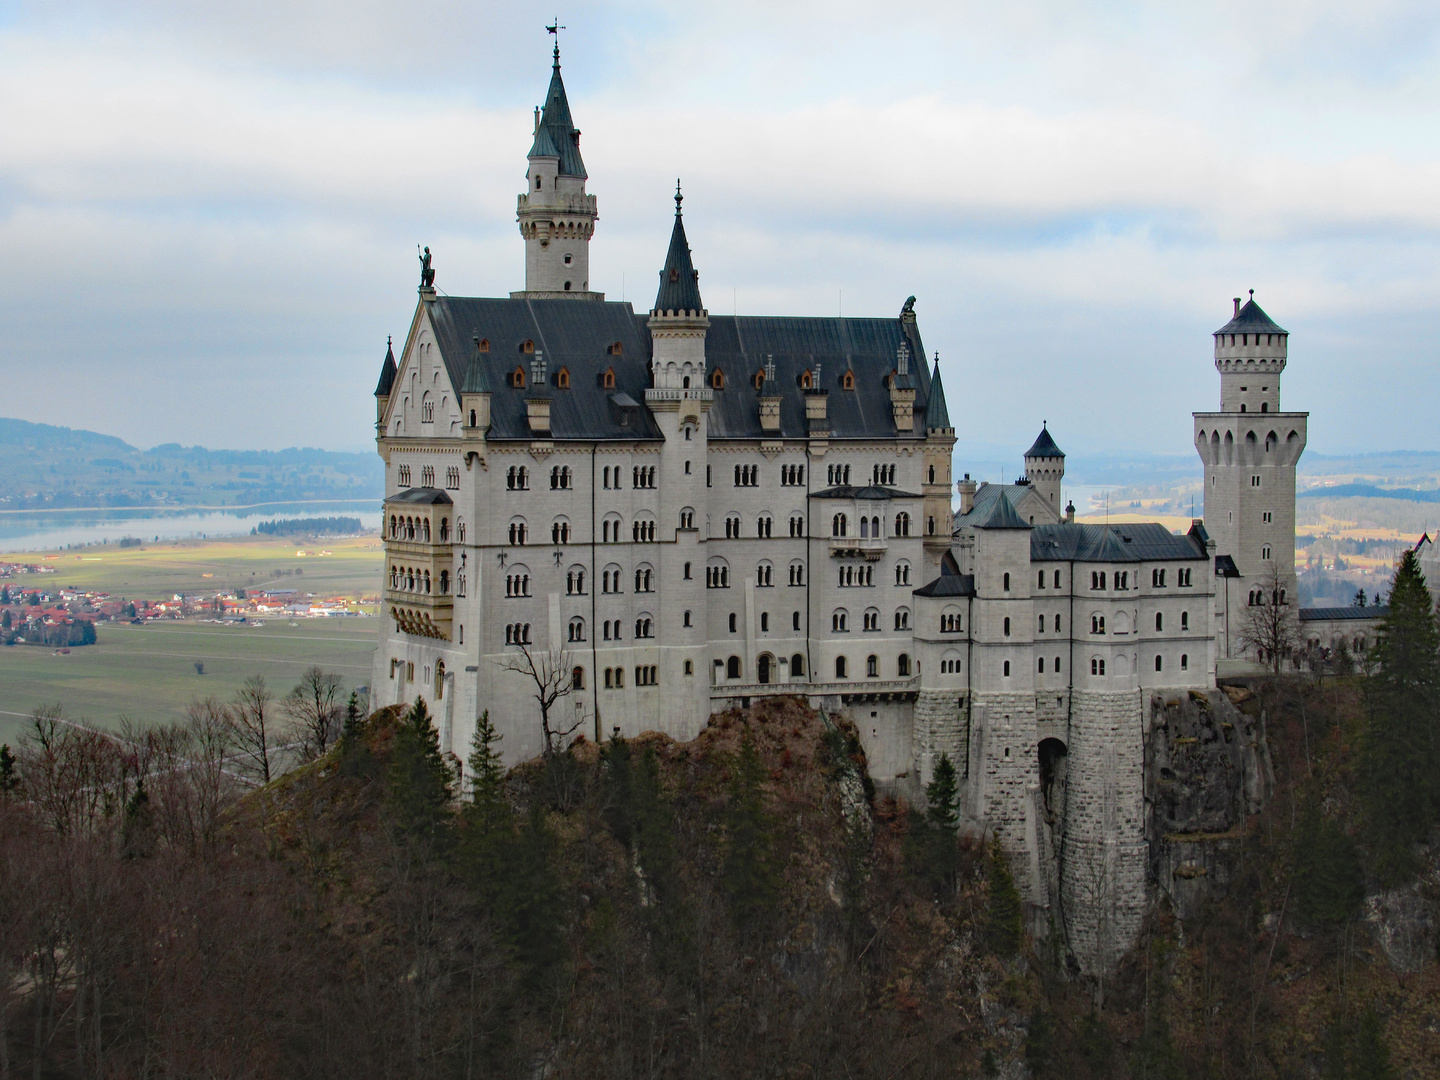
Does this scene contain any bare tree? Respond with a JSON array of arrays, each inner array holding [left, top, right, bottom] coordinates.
[[227, 675, 282, 784], [1238, 563, 1300, 675], [283, 666, 344, 761], [497, 641, 585, 757]]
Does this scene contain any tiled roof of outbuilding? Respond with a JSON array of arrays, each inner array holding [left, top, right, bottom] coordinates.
[[1299, 606, 1390, 622], [1029, 522, 1207, 563]]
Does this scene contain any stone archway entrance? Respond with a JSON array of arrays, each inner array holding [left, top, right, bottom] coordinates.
[[757, 653, 775, 684]]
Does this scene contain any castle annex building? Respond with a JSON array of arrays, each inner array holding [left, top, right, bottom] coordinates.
[[370, 47, 1315, 971]]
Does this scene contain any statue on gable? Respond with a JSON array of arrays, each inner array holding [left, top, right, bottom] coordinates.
[[418, 246, 435, 288], [901, 295, 916, 316]]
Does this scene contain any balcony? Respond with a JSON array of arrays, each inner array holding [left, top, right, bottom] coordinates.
[[643, 387, 714, 404], [384, 587, 453, 641], [828, 536, 888, 560]]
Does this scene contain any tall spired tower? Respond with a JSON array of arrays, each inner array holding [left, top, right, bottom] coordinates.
[[513, 44, 601, 300], [1194, 293, 1307, 661]]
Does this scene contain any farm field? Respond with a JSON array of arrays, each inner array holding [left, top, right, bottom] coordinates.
[[0, 620, 378, 746], [0, 535, 385, 746], [5, 533, 384, 599]]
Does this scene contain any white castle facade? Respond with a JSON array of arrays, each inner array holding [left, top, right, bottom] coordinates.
[[369, 48, 1311, 970]]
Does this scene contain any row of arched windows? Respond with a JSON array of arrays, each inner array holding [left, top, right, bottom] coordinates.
[[389, 564, 449, 595], [829, 512, 910, 538]]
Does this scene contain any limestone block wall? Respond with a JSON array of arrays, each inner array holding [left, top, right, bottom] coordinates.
[[1060, 689, 1147, 975], [912, 688, 967, 789], [963, 692, 1042, 903]]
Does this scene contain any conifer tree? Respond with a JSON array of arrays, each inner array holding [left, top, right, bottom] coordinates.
[[0, 743, 16, 796], [1291, 800, 1363, 930], [121, 778, 155, 859], [459, 711, 512, 903], [385, 697, 454, 845], [723, 729, 779, 929], [984, 840, 1024, 957], [926, 752, 959, 831], [341, 691, 363, 744], [1361, 549, 1440, 884]]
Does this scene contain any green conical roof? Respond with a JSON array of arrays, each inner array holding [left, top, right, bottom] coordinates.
[[528, 47, 587, 178]]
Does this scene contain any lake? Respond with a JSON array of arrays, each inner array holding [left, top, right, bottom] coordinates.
[[0, 501, 382, 553]]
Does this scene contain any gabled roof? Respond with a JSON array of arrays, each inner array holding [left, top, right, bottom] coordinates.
[[926, 356, 951, 431], [970, 491, 1031, 530], [374, 338, 397, 397], [653, 187, 704, 314], [1214, 296, 1286, 337], [528, 49, 587, 179], [913, 550, 975, 597], [1024, 425, 1064, 460], [460, 342, 489, 394], [385, 487, 453, 506], [1029, 522, 1207, 563]]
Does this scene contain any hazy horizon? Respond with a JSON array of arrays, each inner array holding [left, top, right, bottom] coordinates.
[[3, 2, 1439, 456]]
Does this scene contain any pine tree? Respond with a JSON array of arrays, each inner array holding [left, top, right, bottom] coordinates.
[[926, 752, 959, 830], [384, 697, 454, 845], [984, 840, 1024, 957], [121, 778, 155, 859], [1292, 799, 1364, 930], [340, 691, 363, 743], [466, 711, 508, 833], [0, 743, 16, 796], [1361, 548, 1440, 884], [723, 729, 779, 929]]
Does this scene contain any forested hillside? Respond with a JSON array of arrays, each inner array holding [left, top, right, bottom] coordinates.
[[0, 417, 382, 508], [1, 559, 1438, 1077]]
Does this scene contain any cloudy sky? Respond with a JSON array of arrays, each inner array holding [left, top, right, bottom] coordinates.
[[2, 1, 1438, 461]]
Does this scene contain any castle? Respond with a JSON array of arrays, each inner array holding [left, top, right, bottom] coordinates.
[[369, 45, 1317, 970]]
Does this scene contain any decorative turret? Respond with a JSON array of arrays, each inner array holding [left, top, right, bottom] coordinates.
[[460, 336, 491, 433], [1022, 424, 1065, 517], [925, 354, 952, 435], [374, 336, 397, 428], [922, 354, 956, 554], [514, 43, 601, 299], [1213, 290, 1287, 414], [647, 183, 710, 396]]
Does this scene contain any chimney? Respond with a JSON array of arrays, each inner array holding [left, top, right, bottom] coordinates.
[[534, 107, 541, 134], [526, 351, 551, 434], [1233, 297, 1241, 317], [804, 361, 828, 432], [759, 355, 781, 431], [957, 473, 976, 515], [896, 341, 909, 377], [1065, 501, 1076, 524]]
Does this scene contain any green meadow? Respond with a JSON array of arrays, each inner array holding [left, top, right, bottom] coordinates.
[[0, 535, 384, 746]]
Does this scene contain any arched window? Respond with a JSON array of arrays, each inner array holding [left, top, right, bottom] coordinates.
[[1003, 572, 1010, 591], [832, 609, 849, 632], [572, 666, 585, 689], [566, 567, 586, 595], [832, 513, 848, 537], [1155, 655, 1163, 672], [789, 561, 805, 586], [841, 371, 855, 390], [555, 367, 570, 389], [1155, 612, 1163, 631], [510, 366, 526, 388], [835, 656, 848, 679], [1003, 660, 1011, 677], [508, 519, 527, 545], [897, 653, 911, 676], [895, 607, 910, 630], [866, 655, 878, 677], [727, 656, 741, 680], [568, 617, 586, 642], [894, 512, 910, 537]]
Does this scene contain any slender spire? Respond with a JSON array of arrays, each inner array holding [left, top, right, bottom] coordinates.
[[528, 39, 586, 178], [653, 180, 704, 314], [374, 336, 397, 397], [926, 353, 951, 431]]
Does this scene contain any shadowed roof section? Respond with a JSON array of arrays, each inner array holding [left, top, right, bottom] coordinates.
[[385, 487, 452, 506], [969, 491, 1031, 530], [528, 49, 587, 179]]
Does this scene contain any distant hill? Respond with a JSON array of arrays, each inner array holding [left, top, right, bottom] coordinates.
[[0, 417, 382, 510]]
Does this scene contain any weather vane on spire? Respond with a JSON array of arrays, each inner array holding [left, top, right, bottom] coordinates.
[[674, 179, 683, 215], [547, 18, 565, 60]]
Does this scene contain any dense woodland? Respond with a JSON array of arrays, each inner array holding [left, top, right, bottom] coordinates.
[[1, 556, 1438, 1078]]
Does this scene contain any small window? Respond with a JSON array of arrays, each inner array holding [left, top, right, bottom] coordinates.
[[1003, 572, 1010, 592], [754, 369, 766, 390], [477, 339, 490, 352], [1003, 617, 1011, 637], [684, 660, 694, 676], [1181, 611, 1189, 630], [729, 612, 737, 633], [835, 656, 848, 679], [510, 366, 526, 389], [799, 370, 813, 389], [607, 341, 623, 356], [1155, 655, 1163, 672], [841, 371, 855, 390], [683, 610, 692, 627], [1180, 654, 1189, 670], [711, 368, 725, 390], [555, 367, 570, 389], [601, 367, 616, 389], [520, 340, 534, 354], [1003, 660, 1011, 677], [1156, 612, 1163, 631]]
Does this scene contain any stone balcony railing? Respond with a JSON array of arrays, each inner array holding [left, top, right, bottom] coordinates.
[[383, 587, 454, 641], [711, 676, 919, 699], [828, 536, 888, 560], [644, 387, 714, 404]]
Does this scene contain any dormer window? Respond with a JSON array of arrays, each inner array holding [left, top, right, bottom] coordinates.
[[510, 366, 526, 389], [669, 268, 680, 282], [600, 367, 616, 389], [520, 340, 534, 354], [711, 368, 725, 390], [607, 342, 623, 355], [477, 339, 490, 352], [555, 367, 570, 389], [841, 371, 855, 390], [799, 370, 813, 389], [753, 370, 765, 390]]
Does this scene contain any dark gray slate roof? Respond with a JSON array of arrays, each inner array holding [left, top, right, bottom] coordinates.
[[811, 484, 922, 501], [424, 297, 665, 442], [386, 487, 452, 506], [926, 357, 951, 431], [1025, 426, 1064, 459], [653, 191, 704, 314], [1029, 522, 1207, 562], [701, 314, 930, 440], [420, 296, 931, 443], [971, 491, 1031, 530], [1300, 606, 1389, 622], [1215, 296, 1286, 337], [375, 338, 397, 396], [1215, 554, 1240, 577], [528, 50, 587, 178], [914, 551, 974, 598]]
